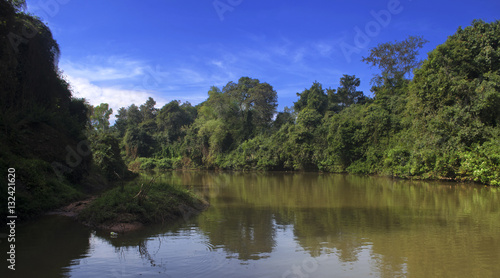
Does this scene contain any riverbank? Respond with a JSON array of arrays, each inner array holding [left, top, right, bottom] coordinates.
[[49, 179, 208, 233], [47, 196, 97, 218]]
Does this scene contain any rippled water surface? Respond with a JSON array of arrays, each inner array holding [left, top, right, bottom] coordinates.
[[2, 172, 500, 277]]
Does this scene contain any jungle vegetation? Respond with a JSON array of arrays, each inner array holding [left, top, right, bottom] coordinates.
[[112, 20, 500, 186], [0, 0, 499, 222]]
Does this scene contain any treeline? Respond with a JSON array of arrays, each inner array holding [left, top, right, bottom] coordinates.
[[100, 20, 499, 186], [0, 0, 129, 221], [0, 1, 498, 223]]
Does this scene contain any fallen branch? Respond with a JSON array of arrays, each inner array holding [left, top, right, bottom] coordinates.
[[134, 176, 157, 204]]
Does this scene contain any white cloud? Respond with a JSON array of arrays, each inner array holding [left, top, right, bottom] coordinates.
[[66, 75, 168, 121], [64, 70, 208, 123], [60, 56, 147, 82], [176, 68, 206, 84], [60, 55, 211, 121], [59, 39, 347, 122], [210, 60, 224, 68]]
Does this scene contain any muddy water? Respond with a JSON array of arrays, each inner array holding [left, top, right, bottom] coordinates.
[[1, 172, 499, 277]]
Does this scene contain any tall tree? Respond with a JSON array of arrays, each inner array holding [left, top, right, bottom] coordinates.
[[157, 100, 196, 142], [114, 107, 128, 137], [362, 36, 428, 89], [411, 19, 500, 124], [89, 103, 113, 132], [140, 97, 157, 121], [223, 77, 278, 133], [127, 104, 142, 126], [273, 107, 294, 131], [247, 82, 278, 131], [336, 74, 364, 108], [294, 82, 328, 115]]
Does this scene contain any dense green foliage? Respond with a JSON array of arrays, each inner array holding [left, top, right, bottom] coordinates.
[[0, 0, 91, 221], [0, 0, 130, 222], [1, 0, 498, 226], [79, 176, 206, 226], [113, 20, 500, 186], [403, 20, 500, 185]]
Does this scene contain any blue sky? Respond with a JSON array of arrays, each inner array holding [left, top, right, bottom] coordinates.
[[27, 0, 499, 120]]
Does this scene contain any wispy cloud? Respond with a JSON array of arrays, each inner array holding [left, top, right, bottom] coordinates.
[[210, 60, 224, 68], [60, 35, 350, 119], [60, 56, 148, 82], [66, 75, 167, 120], [61, 55, 210, 120]]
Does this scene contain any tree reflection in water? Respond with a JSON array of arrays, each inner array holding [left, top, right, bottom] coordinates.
[[69, 172, 500, 278]]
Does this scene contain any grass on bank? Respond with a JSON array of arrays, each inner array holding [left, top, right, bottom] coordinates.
[[78, 177, 205, 226], [0, 154, 84, 223]]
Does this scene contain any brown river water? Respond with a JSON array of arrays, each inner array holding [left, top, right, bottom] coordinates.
[[1, 171, 499, 277]]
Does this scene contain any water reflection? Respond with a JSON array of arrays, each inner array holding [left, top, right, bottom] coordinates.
[[2, 172, 499, 278], [179, 172, 500, 277], [0, 215, 91, 278]]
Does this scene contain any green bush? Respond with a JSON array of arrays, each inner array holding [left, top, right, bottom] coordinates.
[[79, 179, 204, 225], [156, 158, 172, 169], [460, 139, 500, 186], [383, 147, 411, 177], [138, 157, 156, 170], [0, 157, 83, 220]]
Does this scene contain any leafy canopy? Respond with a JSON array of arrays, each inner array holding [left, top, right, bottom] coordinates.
[[362, 36, 428, 86]]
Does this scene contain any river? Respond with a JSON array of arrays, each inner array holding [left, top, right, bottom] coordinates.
[[1, 172, 499, 277]]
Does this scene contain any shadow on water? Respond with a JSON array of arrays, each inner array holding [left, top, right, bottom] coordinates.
[[0, 215, 92, 278]]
